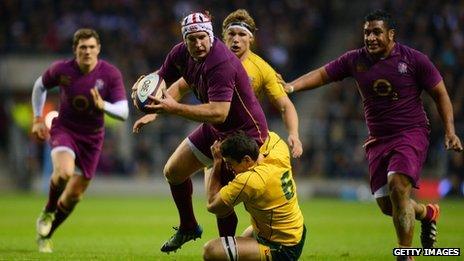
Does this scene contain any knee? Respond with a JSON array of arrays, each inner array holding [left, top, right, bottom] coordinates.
[[163, 164, 176, 183], [203, 240, 221, 261], [388, 174, 412, 200], [53, 165, 74, 180], [389, 183, 410, 200], [163, 163, 185, 184]]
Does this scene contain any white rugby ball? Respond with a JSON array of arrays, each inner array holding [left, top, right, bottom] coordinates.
[[135, 72, 166, 113]]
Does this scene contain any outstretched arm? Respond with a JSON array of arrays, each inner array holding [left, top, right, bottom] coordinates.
[[271, 96, 302, 158], [286, 66, 331, 93], [427, 81, 463, 152]]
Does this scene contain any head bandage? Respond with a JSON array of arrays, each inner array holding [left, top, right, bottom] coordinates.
[[226, 21, 253, 37], [181, 13, 214, 45]]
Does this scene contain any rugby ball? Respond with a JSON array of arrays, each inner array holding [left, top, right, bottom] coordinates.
[[135, 72, 166, 113]]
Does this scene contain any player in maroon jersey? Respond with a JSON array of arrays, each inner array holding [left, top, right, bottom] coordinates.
[[32, 28, 128, 253], [131, 12, 268, 253], [283, 9, 462, 256]]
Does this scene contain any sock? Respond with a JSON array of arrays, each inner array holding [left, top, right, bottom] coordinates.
[[44, 180, 65, 212], [217, 212, 238, 237], [46, 200, 74, 238], [423, 204, 436, 222], [170, 178, 197, 230]]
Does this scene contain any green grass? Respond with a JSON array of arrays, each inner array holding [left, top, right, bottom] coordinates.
[[0, 194, 463, 260]]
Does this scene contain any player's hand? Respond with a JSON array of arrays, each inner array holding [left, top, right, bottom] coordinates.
[[132, 114, 158, 133], [131, 75, 145, 108], [445, 133, 463, 152], [31, 117, 49, 141], [90, 87, 104, 111], [284, 83, 295, 94], [210, 140, 223, 161], [288, 134, 303, 158], [146, 87, 177, 114], [276, 73, 286, 86]]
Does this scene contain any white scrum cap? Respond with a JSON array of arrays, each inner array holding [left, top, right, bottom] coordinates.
[[181, 12, 214, 45]]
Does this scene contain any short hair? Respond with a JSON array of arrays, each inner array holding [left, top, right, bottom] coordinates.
[[221, 131, 259, 162], [364, 10, 396, 30], [222, 9, 257, 37], [72, 28, 100, 50]]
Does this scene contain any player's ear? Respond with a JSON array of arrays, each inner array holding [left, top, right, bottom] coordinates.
[[388, 29, 395, 41], [243, 155, 254, 165]]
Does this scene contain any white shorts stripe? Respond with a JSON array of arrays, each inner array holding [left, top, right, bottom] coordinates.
[[186, 138, 212, 167]]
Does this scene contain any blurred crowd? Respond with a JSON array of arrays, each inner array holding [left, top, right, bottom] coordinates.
[[0, 0, 462, 196]]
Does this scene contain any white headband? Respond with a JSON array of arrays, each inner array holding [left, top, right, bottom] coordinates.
[[226, 22, 253, 37], [181, 13, 214, 44]]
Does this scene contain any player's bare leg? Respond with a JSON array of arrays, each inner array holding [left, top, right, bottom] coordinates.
[[203, 236, 263, 261], [37, 150, 75, 253], [48, 175, 90, 237], [388, 173, 415, 247], [162, 138, 204, 252], [376, 181, 440, 249]]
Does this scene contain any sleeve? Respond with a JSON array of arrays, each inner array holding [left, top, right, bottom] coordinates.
[[41, 61, 61, 89], [262, 63, 287, 101], [415, 53, 442, 90], [207, 63, 235, 102], [324, 51, 355, 82], [105, 66, 127, 103], [31, 76, 47, 117], [219, 172, 257, 207], [103, 100, 128, 120], [158, 43, 184, 84]]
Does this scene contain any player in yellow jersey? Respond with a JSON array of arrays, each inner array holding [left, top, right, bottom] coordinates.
[[222, 9, 302, 158], [204, 131, 306, 261]]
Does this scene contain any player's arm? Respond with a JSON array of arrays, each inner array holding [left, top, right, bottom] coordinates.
[[166, 77, 191, 101], [90, 88, 128, 121], [31, 76, 49, 141], [426, 80, 463, 151], [206, 140, 234, 217], [132, 76, 190, 133], [286, 66, 331, 93], [148, 87, 230, 124], [271, 96, 302, 157]]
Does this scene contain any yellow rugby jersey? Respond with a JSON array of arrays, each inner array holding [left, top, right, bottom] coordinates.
[[242, 52, 287, 101], [219, 132, 304, 246]]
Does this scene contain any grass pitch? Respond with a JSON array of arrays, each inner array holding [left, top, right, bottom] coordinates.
[[0, 193, 463, 260]]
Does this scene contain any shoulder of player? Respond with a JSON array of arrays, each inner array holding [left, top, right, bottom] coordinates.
[[206, 40, 237, 66], [164, 42, 189, 62], [235, 169, 266, 189], [48, 58, 73, 71], [341, 47, 365, 60], [246, 52, 275, 73], [395, 43, 430, 63], [98, 60, 122, 73]]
